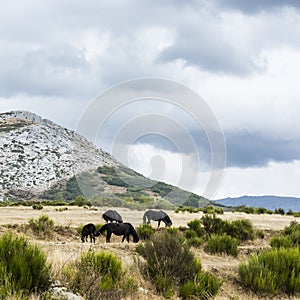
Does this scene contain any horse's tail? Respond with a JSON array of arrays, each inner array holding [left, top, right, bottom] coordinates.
[[143, 212, 148, 224], [128, 223, 139, 243]]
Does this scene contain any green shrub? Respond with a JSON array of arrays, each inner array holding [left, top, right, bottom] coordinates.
[[206, 234, 239, 257], [227, 219, 255, 242], [239, 248, 300, 295], [184, 229, 197, 239], [201, 215, 255, 243], [136, 224, 155, 240], [69, 195, 91, 207], [179, 272, 221, 299], [32, 203, 43, 210], [270, 236, 293, 249], [187, 236, 205, 248], [275, 208, 285, 215], [284, 221, 300, 235], [28, 214, 54, 236], [187, 219, 205, 237], [256, 230, 265, 239], [0, 232, 52, 297], [201, 214, 224, 237], [136, 230, 221, 298], [63, 250, 136, 299]]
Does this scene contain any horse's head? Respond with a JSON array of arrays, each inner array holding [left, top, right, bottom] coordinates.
[[133, 235, 140, 243], [163, 216, 172, 227], [94, 230, 101, 237]]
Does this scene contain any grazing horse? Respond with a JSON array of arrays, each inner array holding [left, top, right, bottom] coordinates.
[[102, 210, 123, 223], [143, 210, 172, 227], [97, 223, 139, 243], [81, 223, 98, 243]]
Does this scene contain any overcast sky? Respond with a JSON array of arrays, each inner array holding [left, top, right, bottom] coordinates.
[[1, 0, 300, 199]]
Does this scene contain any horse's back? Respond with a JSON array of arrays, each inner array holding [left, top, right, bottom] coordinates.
[[145, 210, 166, 221], [103, 210, 123, 222]]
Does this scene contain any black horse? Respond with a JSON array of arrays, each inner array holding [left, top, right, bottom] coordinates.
[[81, 223, 98, 243], [97, 223, 139, 243], [102, 210, 123, 223], [143, 210, 172, 227]]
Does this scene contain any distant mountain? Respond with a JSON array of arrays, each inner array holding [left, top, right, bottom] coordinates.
[[0, 110, 212, 207], [214, 195, 300, 212]]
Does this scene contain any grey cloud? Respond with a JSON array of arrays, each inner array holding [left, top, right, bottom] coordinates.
[[214, 0, 300, 14], [0, 44, 99, 98], [225, 130, 300, 167], [159, 34, 257, 75], [116, 128, 300, 169]]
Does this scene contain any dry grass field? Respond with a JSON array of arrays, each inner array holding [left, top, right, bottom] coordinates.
[[0, 206, 300, 300]]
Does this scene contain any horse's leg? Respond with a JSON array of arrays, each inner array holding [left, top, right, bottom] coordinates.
[[106, 232, 112, 243], [158, 220, 161, 227], [126, 234, 130, 243], [122, 235, 125, 242]]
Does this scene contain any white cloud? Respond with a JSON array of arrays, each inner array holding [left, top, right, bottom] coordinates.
[[216, 160, 300, 199]]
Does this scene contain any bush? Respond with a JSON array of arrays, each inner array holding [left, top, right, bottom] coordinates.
[[284, 221, 300, 235], [275, 208, 285, 215], [136, 230, 220, 298], [136, 224, 155, 240], [239, 248, 300, 295], [227, 219, 255, 242], [63, 250, 136, 299], [201, 214, 224, 237], [206, 234, 239, 257], [271, 221, 300, 249], [179, 272, 221, 300], [0, 232, 52, 297], [201, 215, 255, 243], [187, 236, 205, 248], [32, 203, 43, 210], [28, 214, 54, 237], [187, 219, 205, 237], [69, 195, 91, 207], [270, 235, 293, 249]]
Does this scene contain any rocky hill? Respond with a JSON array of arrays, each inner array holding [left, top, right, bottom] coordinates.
[[0, 110, 212, 207], [0, 111, 119, 197]]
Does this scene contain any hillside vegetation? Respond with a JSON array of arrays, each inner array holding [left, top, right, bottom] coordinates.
[[42, 165, 212, 208]]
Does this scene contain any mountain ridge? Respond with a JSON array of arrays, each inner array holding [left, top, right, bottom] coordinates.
[[215, 195, 300, 212], [0, 110, 211, 208]]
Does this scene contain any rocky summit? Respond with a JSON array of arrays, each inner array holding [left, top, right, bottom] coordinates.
[[0, 111, 119, 198]]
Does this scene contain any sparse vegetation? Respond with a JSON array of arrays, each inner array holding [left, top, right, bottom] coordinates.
[[32, 203, 43, 210], [175, 205, 224, 214], [28, 214, 54, 237], [136, 229, 221, 298], [136, 224, 156, 240], [205, 234, 239, 257], [0, 232, 52, 298], [62, 250, 137, 300], [270, 221, 300, 249], [239, 248, 300, 295], [201, 214, 255, 242]]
